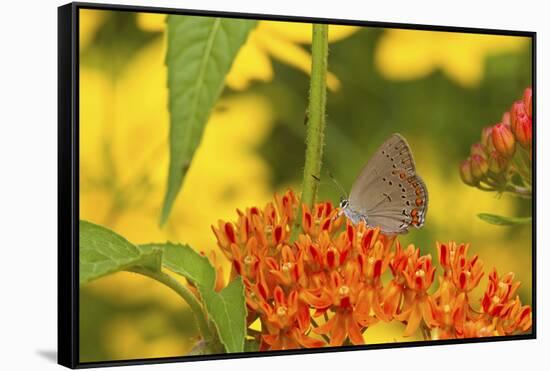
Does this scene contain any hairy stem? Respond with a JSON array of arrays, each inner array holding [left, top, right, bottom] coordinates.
[[291, 24, 329, 240], [301, 24, 329, 208]]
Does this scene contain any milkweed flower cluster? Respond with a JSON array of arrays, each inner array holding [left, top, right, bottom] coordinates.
[[212, 190, 532, 350], [459, 87, 532, 197]]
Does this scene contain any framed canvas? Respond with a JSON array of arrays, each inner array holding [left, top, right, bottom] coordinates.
[[58, 2, 536, 368]]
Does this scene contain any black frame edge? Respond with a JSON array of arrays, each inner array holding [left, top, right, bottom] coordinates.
[[58, 2, 79, 369]]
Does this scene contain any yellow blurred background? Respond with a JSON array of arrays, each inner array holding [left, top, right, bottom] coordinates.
[[79, 9, 532, 362]]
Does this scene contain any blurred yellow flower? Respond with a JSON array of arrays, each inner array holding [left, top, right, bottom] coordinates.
[[226, 21, 359, 91], [136, 13, 359, 91], [375, 30, 528, 87], [136, 11, 165, 31], [136, 13, 166, 32]]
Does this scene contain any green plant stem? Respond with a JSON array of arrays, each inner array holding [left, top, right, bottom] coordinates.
[[300, 24, 329, 209], [291, 24, 329, 240], [128, 267, 214, 344], [476, 181, 531, 198], [477, 179, 499, 191], [504, 184, 531, 198]]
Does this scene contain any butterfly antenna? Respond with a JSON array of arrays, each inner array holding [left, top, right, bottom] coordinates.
[[327, 170, 348, 199]]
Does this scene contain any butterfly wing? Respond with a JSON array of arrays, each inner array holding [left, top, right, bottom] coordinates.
[[348, 133, 428, 234]]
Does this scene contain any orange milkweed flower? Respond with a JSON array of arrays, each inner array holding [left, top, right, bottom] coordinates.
[[303, 262, 367, 346], [261, 286, 325, 350], [429, 277, 468, 339], [479, 269, 532, 335], [461, 270, 531, 338], [395, 249, 438, 337], [382, 241, 417, 319], [211, 190, 532, 349], [482, 270, 521, 318], [437, 241, 484, 293]]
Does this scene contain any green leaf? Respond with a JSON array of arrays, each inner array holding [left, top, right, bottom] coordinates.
[[139, 243, 246, 353], [161, 16, 257, 225], [477, 213, 532, 226], [201, 277, 246, 353], [79, 221, 162, 285], [139, 243, 216, 289]]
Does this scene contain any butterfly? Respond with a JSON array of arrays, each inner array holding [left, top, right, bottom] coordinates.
[[338, 133, 428, 235]]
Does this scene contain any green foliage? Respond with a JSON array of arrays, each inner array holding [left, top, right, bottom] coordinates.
[[477, 213, 532, 226], [80, 224, 247, 354], [203, 278, 246, 353], [139, 243, 215, 288], [140, 243, 247, 353], [79, 220, 161, 285], [161, 16, 257, 225]]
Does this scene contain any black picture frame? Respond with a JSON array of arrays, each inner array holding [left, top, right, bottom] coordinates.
[[58, 2, 537, 369]]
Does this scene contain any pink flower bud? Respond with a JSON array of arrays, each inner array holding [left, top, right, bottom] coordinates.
[[470, 154, 489, 179], [488, 151, 508, 174], [514, 116, 532, 149], [459, 159, 476, 186], [511, 100, 528, 133], [502, 111, 511, 127], [481, 126, 493, 148], [523, 87, 532, 119], [470, 143, 487, 160], [491, 123, 516, 158]]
